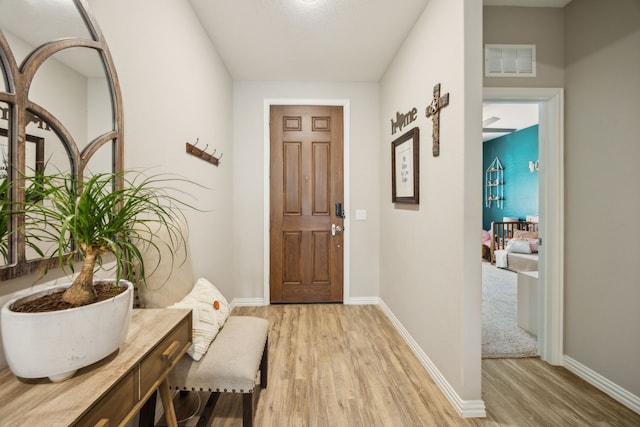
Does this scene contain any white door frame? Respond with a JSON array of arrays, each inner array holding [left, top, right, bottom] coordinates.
[[263, 98, 351, 305], [483, 87, 564, 365]]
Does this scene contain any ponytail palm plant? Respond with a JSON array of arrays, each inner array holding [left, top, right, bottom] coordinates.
[[16, 169, 195, 307]]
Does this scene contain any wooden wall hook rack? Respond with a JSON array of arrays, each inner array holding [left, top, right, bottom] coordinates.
[[185, 139, 222, 166]]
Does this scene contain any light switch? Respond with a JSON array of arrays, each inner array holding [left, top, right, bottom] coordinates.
[[355, 209, 367, 220]]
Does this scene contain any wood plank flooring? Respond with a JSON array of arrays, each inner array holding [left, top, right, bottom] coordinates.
[[168, 304, 640, 427]]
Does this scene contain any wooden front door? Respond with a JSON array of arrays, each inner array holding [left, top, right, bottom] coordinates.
[[270, 105, 344, 303]]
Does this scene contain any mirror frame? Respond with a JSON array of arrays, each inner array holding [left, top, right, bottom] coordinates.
[[0, 0, 123, 280]]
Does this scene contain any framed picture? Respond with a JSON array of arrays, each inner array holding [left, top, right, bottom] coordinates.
[[391, 127, 419, 204]]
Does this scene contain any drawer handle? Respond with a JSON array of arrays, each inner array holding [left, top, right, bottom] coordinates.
[[162, 340, 180, 360], [94, 419, 110, 427]]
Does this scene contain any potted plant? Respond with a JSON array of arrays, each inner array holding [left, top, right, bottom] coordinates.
[[1, 169, 195, 381]]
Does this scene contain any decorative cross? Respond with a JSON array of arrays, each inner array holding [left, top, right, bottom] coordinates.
[[425, 83, 449, 157]]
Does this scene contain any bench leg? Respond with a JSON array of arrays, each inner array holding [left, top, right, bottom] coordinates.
[[260, 338, 268, 389], [243, 392, 253, 427], [196, 392, 220, 427]]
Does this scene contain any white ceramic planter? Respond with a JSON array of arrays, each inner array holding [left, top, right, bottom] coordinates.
[[1, 279, 133, 382]]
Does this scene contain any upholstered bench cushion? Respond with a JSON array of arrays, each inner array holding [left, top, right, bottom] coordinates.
[[168, 316, 269, 393]]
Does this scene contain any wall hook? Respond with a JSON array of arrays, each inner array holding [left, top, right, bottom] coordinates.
[[185, 139, 221, 166]]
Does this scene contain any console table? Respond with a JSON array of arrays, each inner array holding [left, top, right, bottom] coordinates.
[[0, 308, 192, 427]]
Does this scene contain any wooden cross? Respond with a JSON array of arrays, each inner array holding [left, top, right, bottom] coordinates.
[[425, 83, 449, 157]]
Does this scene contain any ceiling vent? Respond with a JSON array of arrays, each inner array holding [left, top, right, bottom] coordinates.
[[484, 44, 536, 77]]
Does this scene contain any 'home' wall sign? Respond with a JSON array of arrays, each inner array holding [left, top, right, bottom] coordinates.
[[391, 107, 417, 135]]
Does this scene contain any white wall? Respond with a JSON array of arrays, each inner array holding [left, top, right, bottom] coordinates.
[[232, 81, 380, 301], [379, 0, 483, 410], [87, 0, 235, 296], [564, 0, 640, 398]]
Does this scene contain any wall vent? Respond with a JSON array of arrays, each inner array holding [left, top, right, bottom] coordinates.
[[485, 44, 536, 77]]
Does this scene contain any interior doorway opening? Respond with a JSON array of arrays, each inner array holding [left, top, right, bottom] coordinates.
[[482, 101, 540, 359], [483, 87, 564, 365]]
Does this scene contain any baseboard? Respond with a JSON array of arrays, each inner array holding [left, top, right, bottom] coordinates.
[[563, 355, 640, 414], [378, 299, 486, 418], [231, 296, 381, 307], [230, 297, 267, 308], [231, 297, 381, 307], [344, 296, 379, 305]]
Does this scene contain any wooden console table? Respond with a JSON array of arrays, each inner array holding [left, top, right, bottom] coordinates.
[[0, 308, 192, 427]]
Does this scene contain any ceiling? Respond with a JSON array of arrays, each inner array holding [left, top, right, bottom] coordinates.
[[187, 0, 572, 82], [0, 1, 102, 77], [186, 0, 561, 139], [482, 103, 539, 141], [187, 0, 430, 82]]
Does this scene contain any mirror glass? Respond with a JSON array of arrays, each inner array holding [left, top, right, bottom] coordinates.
[[0, 63, 6, 92], [25, 114, 69, 176], [0, 0, 123, 279], [23, 116, 71, 262], [29, 47, 114, 155], [0, 100, 9, 265], [85, 76, 116, 177], [0, 0, 91, 66], [85, 141, 113, 177]]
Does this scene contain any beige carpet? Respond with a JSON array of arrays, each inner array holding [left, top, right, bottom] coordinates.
[[482, 262, 538, 359]]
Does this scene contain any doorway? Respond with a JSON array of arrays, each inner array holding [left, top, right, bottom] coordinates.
[[483, 87, 564, 365], [268, 104, 345, 303], [482, 101, 540, 358]]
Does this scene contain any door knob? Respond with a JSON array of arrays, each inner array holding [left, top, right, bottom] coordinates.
[[331, 224, 343, 236]]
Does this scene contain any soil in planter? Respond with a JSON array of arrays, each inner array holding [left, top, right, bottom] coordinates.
[[11, 283, 127, 313]]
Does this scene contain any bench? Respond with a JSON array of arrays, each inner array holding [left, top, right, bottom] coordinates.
[[139, 313, 268, 427], [168, 315, 269, 427], [135, 222, 268, 427]]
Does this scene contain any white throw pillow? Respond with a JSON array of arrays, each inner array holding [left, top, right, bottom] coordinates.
[[168, 278, 231, 361], [506, 238, 532, 254]]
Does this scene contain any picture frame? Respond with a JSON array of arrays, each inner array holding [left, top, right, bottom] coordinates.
[[391, 127, 419, 204]]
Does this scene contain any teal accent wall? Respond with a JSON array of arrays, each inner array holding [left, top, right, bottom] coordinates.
[[483, 125, 539, 230]]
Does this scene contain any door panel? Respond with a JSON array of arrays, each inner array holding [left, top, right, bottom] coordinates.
[[282, 232, 302, 283], [312, 231, 330, 282], [312, 142, 330, 214], [270, 105, 344, 303], [283, 142, 302, 214]]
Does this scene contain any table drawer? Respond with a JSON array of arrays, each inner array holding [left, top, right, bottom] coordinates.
[[74, 369, 136, 427], [140, 315, 191, 394]]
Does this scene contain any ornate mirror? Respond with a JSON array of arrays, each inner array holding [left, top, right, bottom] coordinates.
[[0, 0, 123, 280]]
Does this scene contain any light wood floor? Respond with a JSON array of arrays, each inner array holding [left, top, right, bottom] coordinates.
[[168, 304, 640, 427]]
